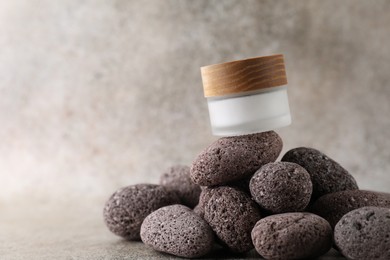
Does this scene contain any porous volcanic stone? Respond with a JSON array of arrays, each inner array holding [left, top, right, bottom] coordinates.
[[334, 206, 390, 259], [204, 186, 262, 253], [251, 212, 332, 259], [191, 131, 282, 186], [250, 162, 312, 214], [281, 147, 358, 200], [140, 204, 214, 258], [193, 187, 214, 219], [103, 184, 180, 240], [194, 180, 252, 219], [159, 165, 201, 208], [193, 203, 203, 217], [310, 189, 390, 228]]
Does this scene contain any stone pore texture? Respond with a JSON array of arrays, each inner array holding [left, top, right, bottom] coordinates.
[[282, 147, 358, 201], [310, 190, 390, 228], [103, 184, 180, 240], [251, 212, 332, 259], [191, 131, 282, 186], [140, 204, 214, 258], [159, 165, 201, 208], [334, 206, 390, 259], [250, 161, 312, 214], [203, 186, 262, 253]]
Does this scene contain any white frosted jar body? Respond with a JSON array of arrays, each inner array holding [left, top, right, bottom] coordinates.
[[207, 86, 291, 136]]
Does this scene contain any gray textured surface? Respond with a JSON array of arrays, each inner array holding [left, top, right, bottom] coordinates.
[[0, 203, 345, 259], [0, 0, 389, 258]]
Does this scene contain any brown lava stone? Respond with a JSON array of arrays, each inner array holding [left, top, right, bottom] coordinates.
[[281, 147, 358, 200], [334, 206, 390, 259], [159, 165, 201, 208], [310, 189, 390, 228], [251, 212, 332, 259], [190, 131, 282, 186], [203, 186, 262, 253], [193, 187, 215, 219], [103, 184, 180, 240], [140, 204, 214, 258], [194, 182, 252, 219], [249, 162, 312, 214]]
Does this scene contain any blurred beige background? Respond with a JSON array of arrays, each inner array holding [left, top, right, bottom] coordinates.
[[1, 0, 390, 207], [1, 0, 390, 216], [1, 0, 390, 258]]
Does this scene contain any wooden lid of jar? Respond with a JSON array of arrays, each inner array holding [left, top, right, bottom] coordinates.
[[201, 54, 287, 97]]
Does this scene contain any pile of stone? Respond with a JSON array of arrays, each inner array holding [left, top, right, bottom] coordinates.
[[103, 131, 390, 259]]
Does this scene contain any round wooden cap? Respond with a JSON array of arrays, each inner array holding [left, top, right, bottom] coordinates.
[[201, 54, 287, 97]]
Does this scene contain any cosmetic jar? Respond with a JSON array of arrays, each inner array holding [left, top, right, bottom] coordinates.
[[201, 54, 291, 136]]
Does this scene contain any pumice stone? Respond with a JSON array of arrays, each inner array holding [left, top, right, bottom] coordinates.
[[103, 184, 180, 240], [310, 189, 390, 228], [203, 186, 262, 253], [334, 206, 390, 259], [190, 131, 282, 186], [159, 165, 201, 208], [251, 212, 332, 259], [140, 204, 214, 258], [282, 147, 358, 200], [249, 161, 312, 214]]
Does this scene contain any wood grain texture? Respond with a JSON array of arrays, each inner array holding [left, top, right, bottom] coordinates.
[[201, 54, 287, 97]]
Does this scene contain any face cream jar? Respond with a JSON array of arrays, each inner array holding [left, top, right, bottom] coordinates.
[[201, 54, 291, 136]]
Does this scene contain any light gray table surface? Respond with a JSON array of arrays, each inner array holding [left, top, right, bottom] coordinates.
[[0, 200, 345, 260]]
